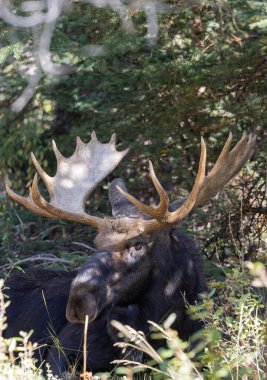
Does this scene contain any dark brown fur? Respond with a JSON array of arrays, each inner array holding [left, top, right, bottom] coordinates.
[[5, 229, 206, 375]]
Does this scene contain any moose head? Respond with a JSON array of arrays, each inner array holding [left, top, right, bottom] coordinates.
[[6, 131, 256, 329]]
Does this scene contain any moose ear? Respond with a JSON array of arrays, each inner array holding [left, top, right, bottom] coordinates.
[[168, 198, 187, 212], [109, 178, 146, 218]]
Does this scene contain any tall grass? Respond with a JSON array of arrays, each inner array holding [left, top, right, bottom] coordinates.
[[110, 263, 266, 380], [0, 258, 265, 379]]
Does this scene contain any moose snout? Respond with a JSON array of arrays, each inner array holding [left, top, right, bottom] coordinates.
[[66, 291, 98, 324]]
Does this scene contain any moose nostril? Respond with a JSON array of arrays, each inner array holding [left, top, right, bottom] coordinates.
[[66, 305, 83, 324], [66, 291, 98, 324], [73, 307, 80, 322], [66, 297, 84, 323]]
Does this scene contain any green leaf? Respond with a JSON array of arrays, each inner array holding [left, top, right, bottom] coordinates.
[[249, 18, 267, 30]]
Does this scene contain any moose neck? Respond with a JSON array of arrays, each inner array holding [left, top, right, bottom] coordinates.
[[137, 228, 206, 327]]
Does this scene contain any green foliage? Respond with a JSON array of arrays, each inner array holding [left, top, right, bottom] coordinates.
[[1, 1, 266, 182], [0, 2, 266, 258], [195, 267, 265, 379], [112, 264, 266, 379], [0, 1, 266, 379], [0, 42, 24, 65]]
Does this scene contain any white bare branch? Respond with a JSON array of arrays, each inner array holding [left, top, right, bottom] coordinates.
[[0, 0, 189, 111], [11, 65, 41, 112]]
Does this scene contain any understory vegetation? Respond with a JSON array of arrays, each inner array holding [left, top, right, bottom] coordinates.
[[0, 261, 266, 379], [0, 0, 266, 379]]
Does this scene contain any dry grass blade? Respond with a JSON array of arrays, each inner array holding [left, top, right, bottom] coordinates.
[[80, 315, 94, 380], [112, 359, 167, 376], [111, 320, 162, 363]]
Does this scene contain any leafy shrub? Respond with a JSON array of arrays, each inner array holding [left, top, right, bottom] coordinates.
[[111, 263, 266, 380]]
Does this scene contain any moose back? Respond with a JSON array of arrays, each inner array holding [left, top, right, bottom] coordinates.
[[5, 131, 255, 375]]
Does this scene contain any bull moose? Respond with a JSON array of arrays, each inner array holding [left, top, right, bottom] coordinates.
[[5, 131, 255, 376]]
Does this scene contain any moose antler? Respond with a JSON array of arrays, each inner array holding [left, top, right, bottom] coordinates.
[[6, 131, 256, 235], [117, 132, 256, 231], [6, 132, 129, 228]]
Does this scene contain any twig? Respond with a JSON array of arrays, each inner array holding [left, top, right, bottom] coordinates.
[[80, 315, 94, 380], [202, 42, 216, 55], [70, 250, 91, 255], [11, 66, 42, 112], [83, 315, 89, 374], [0, 254, 72, 270], [32, 224, 62, 239], [72, 242, 96, 252], [2, 0, 167, 111]]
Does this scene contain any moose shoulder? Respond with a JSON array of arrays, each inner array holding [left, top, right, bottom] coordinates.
[[5, 131, 255, 375]]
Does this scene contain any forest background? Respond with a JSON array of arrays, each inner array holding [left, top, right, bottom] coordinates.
[[0, 0, 266, 379]]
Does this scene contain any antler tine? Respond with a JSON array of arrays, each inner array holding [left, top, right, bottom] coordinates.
[[167, 137, 206, 224], [52, 140, 65, 161], [116, 160, 169, 220], [207, 132, 233, 176], [166, 132, 255, 224], [91, 130, 97, 140], [109, 133, 116, 144], [31, 152, 53, 196], [195, 131, 256, 207], [5, 181, 54, 218], [76, 136, 86, 148], [148, 161, 169, 217]]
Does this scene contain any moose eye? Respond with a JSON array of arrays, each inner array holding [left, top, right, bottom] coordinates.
[[131, 242, 148, 255], [134, 242, 144, 252], [126, 242, 147, 261]]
